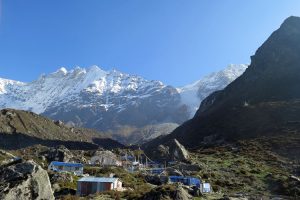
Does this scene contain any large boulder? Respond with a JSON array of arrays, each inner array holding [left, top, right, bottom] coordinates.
[[90, 150, 121, 166], [151, 139, 190, 162], [43, 145, 74, 162], [0, 160, 54, 200], [171, 139, 189, 161]]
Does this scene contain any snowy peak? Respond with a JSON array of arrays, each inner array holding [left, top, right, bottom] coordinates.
[[0, 66, 170, 114], [54, 67, 68, 75], [178, 64, 248, 116], [84, 68, 165, 95], [213, 64, 248, 80]]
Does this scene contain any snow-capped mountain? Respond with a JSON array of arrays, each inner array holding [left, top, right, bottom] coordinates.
[[0, 64, 246, 133], [1, 66, 109, 113], [178, 64, 248, 116], [0, 66, 189, 130]]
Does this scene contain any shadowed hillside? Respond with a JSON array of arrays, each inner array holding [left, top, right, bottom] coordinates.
[[144, 16, 300, 161], [0, 109, 124, 150]]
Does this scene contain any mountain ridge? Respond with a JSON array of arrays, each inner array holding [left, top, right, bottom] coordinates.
[[0, 108, 124, 150], [0, 64, 246, 143]]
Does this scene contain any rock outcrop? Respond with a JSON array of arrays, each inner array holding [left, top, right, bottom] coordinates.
[[90, 150, 121, 166], [0, 160, 54, 200], [148, 139, 189, 162], [43, 145, 74, 162]]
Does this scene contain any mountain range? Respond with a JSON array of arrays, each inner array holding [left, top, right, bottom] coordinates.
[[0, 64, 246, 137]]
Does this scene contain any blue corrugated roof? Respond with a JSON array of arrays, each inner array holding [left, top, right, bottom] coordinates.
[[170, 176, 198, 179], [78, 177, 118, 183], [50, 161, 83, 167], [169, 176, 201, 186]]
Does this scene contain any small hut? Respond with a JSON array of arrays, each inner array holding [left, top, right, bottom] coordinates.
[[77, 177, 122, 196], [48, 161, 83, 175], [200, 182, 212, 193]]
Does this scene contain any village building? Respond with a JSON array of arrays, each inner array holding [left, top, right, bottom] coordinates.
[[169, 176, 201, 187], [147, 161, 164, 169], [150, 168, 165, 175], [200, 182, 212, 193], [145, 168, 165, 175], [48, 161, 83, 175], [76, 177, 123, 196]]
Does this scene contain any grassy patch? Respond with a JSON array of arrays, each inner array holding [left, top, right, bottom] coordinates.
[[58, 174, 79, 190], [190, 139, 296, 196]]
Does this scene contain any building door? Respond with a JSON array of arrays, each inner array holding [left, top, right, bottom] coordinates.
[[86, 182, 93, 195], [81, 182, 94, 196]]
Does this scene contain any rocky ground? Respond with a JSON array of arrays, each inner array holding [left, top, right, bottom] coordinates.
[[0, 138, 299, 200], [189, 137, 300, 199]]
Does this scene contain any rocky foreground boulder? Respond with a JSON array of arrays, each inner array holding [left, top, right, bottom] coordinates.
[[0, 160, 54, 200]]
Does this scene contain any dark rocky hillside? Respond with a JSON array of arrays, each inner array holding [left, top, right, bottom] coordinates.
[[144, 16, 300, 159], [0, 109, 124, 150]]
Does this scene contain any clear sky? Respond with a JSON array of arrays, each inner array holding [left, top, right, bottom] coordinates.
[[0, 1, 300, 86]]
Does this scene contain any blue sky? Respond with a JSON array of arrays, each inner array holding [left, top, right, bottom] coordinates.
[[0, 1, 300, 86]]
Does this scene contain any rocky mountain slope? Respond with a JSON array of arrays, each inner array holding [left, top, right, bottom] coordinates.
[[0, 64, 245, 135], [106, 123, 179, 145], [0, 108, 124, 150], [145, 16, 300, 156]]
